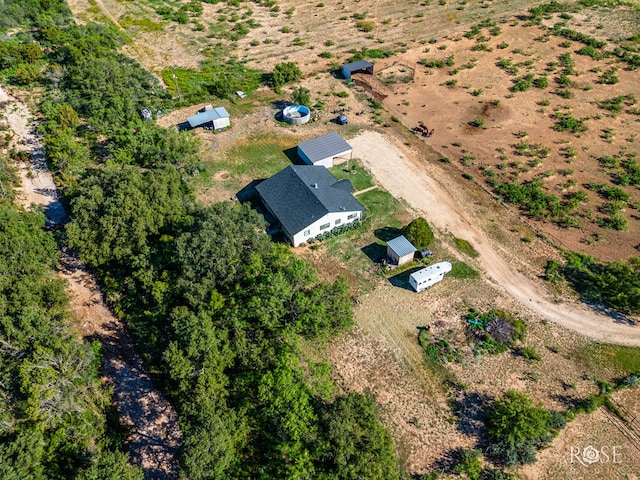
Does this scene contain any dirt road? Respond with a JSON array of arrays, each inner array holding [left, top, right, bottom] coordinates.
[[350, 130, 640, 347], [2, 89, 182, 479]]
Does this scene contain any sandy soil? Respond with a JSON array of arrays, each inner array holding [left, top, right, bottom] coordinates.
[[374, 20, 640, 261], [350, 130, 639, 346], [520, 399, 640, 479], [1, 87, 182, 480]]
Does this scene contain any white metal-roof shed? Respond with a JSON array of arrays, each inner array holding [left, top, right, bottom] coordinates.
[[297, 131, 353, 168], [187, 106, 230, 129], [386, 235, 416, 266]]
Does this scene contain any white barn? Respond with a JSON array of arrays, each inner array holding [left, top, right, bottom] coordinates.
[[297, 132, 353, 168], [386, 235, 416, 266], [409, 262, 452, 292], [187, 105, 230, 130], [256, 165, 364, 247]]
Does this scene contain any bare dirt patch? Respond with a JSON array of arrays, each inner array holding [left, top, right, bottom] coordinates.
[[213, 170, 229, 181], [520, 402, 640, 479], [376, 21, 640, 261]]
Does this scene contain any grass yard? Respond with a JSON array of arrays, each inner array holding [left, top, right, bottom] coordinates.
[[572, 342, 640, 377], [317, 184, 410, 288], [357, 188, 406, 231], [202, 132, 296, 192], [453, 236, 479, 258], [329, 160, 374, 191], [448, 260, 480, 279]]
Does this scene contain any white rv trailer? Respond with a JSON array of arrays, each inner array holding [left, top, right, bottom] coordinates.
[[409, 261, 453, 292]]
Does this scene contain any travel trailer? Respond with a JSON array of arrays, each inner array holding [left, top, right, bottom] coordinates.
[[409, 262, 453, 292]]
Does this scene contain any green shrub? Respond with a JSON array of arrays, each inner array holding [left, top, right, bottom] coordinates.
[[403, 217, 434, 248], [554, 114, 587, 133], [511, 74, 534, 92], [533, 76, 548, 88], [597, 68, 619, 85], [272, 61, 302, 89], [486, 390, 560, 466], [453, 449, 483, 480], [519, 345, 541, 361], [292, 86, 311, 106], [550, 253, 640, 314]]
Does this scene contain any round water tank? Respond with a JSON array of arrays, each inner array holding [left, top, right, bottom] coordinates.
[[282, 105, 311, 125]]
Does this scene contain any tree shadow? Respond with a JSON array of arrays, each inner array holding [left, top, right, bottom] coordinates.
[[430, 446, 482, 475], [271, 99, 294, 110], [582, 300, 638, 326], [552, 393, 582, 410], [374, 226, 404, 242], [450, 391, 491, 439]]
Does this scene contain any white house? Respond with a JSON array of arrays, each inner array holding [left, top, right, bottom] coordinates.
[[255, 165, 364, 246], [297, 131, 352, 168], [187, 105, 230, 130], [409, 262, 452, 292]]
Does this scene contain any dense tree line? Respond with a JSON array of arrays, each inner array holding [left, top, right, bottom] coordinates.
[[546, 252, 640, 315], [0, 164, 142, 479], [0, 2, 402, 477]]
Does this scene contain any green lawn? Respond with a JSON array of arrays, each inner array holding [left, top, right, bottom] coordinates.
[[203, 132, 297, 191], [448, 260, 480, 279], [573, 343, 640, 378], [329, 161, 374, 191], [321, 186, 408, 285], [357, 188, 405, 231], [453, 237, 479, 258]]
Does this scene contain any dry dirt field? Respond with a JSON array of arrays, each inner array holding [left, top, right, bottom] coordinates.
[[372, 17, 640, 261], [63, 0, 640, 477]]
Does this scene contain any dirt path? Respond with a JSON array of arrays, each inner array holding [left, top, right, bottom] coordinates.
[[350, 130, 640, 347], [1, 88, 182, 479]]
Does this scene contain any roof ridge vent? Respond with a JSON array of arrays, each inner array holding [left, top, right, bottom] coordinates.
[[312, 183, 318, 188]]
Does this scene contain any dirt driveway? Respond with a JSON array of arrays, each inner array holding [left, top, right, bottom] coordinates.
[[349, 130, 640, 347]]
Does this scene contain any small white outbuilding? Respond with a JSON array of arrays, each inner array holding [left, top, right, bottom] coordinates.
[[386, 235, 416, 266], [409, 262, 452, 292], [187, 105, 230, 130], [297, 131, 352, 168]]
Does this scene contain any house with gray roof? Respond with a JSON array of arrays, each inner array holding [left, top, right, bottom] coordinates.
[[297, 131, 352, 168], [256, 165, 364, 246]]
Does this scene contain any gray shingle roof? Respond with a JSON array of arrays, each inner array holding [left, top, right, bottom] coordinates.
[[387, 235, 417, 257], [256, 165, 364, 235], [297, 131, 352, 164]]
